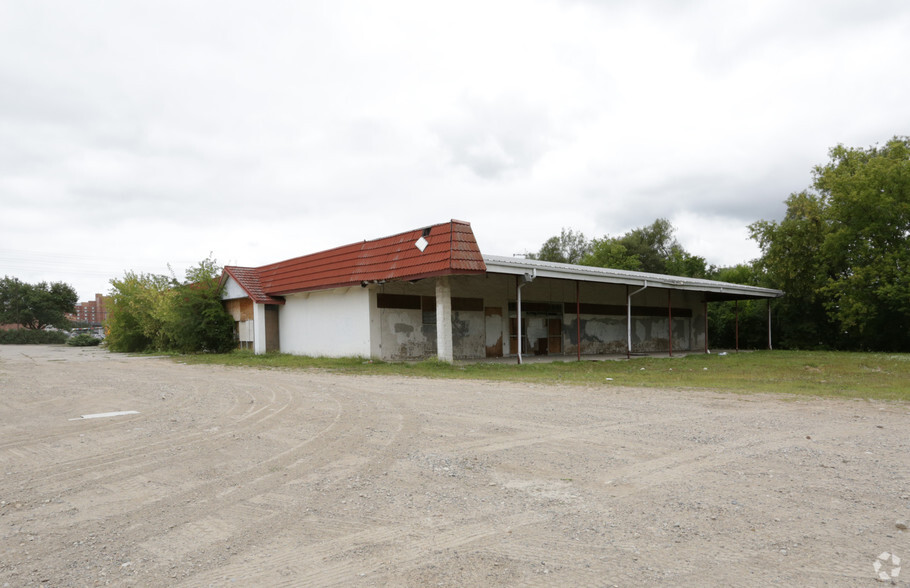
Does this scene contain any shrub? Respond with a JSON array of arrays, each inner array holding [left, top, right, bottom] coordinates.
[[67, 333, 102, 347], [107, 256, 236, 354], [0, 329, 68, 344]]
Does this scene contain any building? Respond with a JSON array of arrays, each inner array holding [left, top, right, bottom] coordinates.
[[221, 220, 783, 361], [68, 294, 108, 326]]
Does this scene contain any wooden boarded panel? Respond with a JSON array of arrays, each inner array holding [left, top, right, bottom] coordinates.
[[224, 299, 255, 322], [548, 318, 562, 354]]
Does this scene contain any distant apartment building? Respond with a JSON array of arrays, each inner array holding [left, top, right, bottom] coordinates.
[[69, 294, 108, 325]]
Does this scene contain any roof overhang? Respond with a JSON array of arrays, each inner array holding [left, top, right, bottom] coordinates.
[[221, 267, 286, 305], [482, 255, 784, 301]]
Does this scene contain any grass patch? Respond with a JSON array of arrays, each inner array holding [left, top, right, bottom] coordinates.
[[177, 350, 910, 401]]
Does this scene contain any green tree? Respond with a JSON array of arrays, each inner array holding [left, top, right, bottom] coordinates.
[[529, 228, 590, 264], [750, 136, 910, 351], [665, 247, 712, 279], [581, 218, 711, 277], [582, 239, 641, 271], [749, 191, 838, 348], [105, 271, 174, 352], [0, 276, 28, 326], [163, 257, 236, 353], [619, 218, 678, 273], [816, 138, 910, 349], [0, 277, 77, 329]]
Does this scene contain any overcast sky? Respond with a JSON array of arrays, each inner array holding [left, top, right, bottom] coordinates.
[[2, 0, 909, 301]]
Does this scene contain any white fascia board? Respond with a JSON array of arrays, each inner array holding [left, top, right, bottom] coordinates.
[[482, 255, 783, 300]]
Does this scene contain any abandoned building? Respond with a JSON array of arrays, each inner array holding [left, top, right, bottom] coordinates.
[[221, 220, 783, 361]]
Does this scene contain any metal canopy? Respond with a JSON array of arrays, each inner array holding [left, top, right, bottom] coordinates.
[[482, 255, 784, 301]]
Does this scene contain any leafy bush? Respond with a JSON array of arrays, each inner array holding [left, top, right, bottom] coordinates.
[[107, 256, 236, 354], [105, 272, 170, 352], [0, 329, 68, 344], [67, 333, 102, 347]]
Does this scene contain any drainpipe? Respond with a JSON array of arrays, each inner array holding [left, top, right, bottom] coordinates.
[[516, 269, 536, 365], [668, 290, 673, 358], [627, 281, 648, 359]]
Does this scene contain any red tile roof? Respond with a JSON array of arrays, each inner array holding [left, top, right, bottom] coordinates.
[[222, 266, 285, 304], [224, 220, 487, 299]]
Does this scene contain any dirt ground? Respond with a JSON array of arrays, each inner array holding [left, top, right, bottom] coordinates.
[[1, 345, 908, 587]]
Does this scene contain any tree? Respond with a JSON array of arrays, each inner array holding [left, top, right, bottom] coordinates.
[[581, 218, 711, 278], [665, 247, 712, 279], [529, 228, 590, 264], [0, 277, 27, 326], [749, 191, 838, 348], [529, 219, 711, 277], [618, 218, 679, 273], [582, 238, 641, 271], [163, 257, 236, 353], [750, 136, 910, 351], [105, 271, 173, 352], [816, 138, 910, 349], [0, 277, 78, 329]]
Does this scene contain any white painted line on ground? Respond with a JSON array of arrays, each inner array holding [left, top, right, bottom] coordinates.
[[69, 411, 140, 421]]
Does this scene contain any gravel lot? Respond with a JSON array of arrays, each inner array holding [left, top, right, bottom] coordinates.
[[1, 344, 908, 586]]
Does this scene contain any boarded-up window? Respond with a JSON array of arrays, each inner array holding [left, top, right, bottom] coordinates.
[[508, 301, 562, 314], [377, 294, 421, 309], [422, 296, 435, 325], [562, 302, 692, 317], [225, 298, 254, 321], [377, 294, 483, 311], [452, 297, 483, 312], [377, 293, 483, 323]]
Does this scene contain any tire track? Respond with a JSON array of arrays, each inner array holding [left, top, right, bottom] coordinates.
[[124, 385, 421, 583], [179, 511, 545, 588], [7, 380, 289, 490]]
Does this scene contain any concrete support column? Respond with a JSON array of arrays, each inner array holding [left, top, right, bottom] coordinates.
[[436, 276, 453, 362], [253, 303, 267, 355]]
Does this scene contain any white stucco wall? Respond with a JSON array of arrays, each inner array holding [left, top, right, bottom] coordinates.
[[279, 288, 372, 357]]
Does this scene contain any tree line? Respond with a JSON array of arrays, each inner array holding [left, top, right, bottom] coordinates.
[[529, 137, 910, 352], [0, 277, 78, 330]]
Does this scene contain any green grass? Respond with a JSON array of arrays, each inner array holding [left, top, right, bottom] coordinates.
[[177, 350, 910, 401]]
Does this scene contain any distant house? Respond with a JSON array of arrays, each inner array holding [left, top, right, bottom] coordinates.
[[221, 220, 783, 361]]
